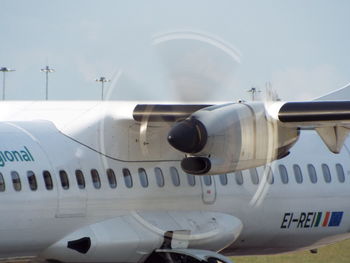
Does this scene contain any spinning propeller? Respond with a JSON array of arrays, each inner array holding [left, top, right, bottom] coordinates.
[[127, 30, 282, 207], [111, 30, 350, 207]]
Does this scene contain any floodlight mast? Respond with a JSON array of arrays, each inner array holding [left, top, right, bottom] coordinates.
[[247, 87, 261, 101], [41, 65, 55, 100], [0, 67, 16, 100], [95, 77, 110, 100]]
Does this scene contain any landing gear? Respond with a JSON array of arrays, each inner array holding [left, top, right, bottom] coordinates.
[[145, 251, 200, 263], [145, 251, 227, 263]]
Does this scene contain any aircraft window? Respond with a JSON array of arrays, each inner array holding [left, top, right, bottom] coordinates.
[[43, 171, 53, 190], [336, 164, 345, 183], [27, 171, 37, 191], [75, 170, 85, 189], [0, 173, 5, 192], [91, 169, 101, 189], [266, 166, 274, 184], [278, 165, 288, 184], [219, 174, 228, 186], [322, 164, 331, 183], [170, 167, 180, 186], [123, 168, 133, 188], [107, 169, 117, 188], [249, 168, 259, 185], [59, 170, 69, 190], [11, 171, 21, 191], [293, 164, 303, 184], [307, 164, 317, 184], [138, 168, 149, 188], [203, 175, 212, 186], [235, 171, 243, 185], [187, 173, 196, 186], [154, 167, 164, 187]]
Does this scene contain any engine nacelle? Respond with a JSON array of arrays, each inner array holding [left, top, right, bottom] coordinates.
[[168, 102, 299, 175]]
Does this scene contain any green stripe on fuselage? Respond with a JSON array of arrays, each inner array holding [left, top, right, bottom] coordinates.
[[314, 212, 322, 227]]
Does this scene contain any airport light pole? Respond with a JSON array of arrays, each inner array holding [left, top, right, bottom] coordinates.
[[0, 67, 15, 100], [41, 65, 55, 100], [95, 77, 110, 100], [247, 87, 261, 101]]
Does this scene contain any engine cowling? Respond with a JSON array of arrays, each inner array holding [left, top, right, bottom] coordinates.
[[168, 102, 299, 175]]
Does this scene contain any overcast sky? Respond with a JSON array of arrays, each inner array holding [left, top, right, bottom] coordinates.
[[1, 0, 349, 101]]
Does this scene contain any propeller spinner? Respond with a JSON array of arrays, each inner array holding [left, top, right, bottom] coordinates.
[[167, 118, 207, 154]]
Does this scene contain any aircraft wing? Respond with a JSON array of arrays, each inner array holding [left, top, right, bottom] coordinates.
[[275, 101, 350, 125], [270, 101, 350, 153], [133, 104, 212, 122]]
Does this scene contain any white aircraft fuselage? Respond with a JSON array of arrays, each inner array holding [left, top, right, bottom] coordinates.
[[0, 101, 349, 263]]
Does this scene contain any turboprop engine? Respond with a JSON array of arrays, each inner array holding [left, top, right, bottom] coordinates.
[[167, 102, 299, 175], [133, 100, 350, 175]]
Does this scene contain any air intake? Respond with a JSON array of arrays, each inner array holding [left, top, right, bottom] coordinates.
[[67, 237, 91, 254]]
